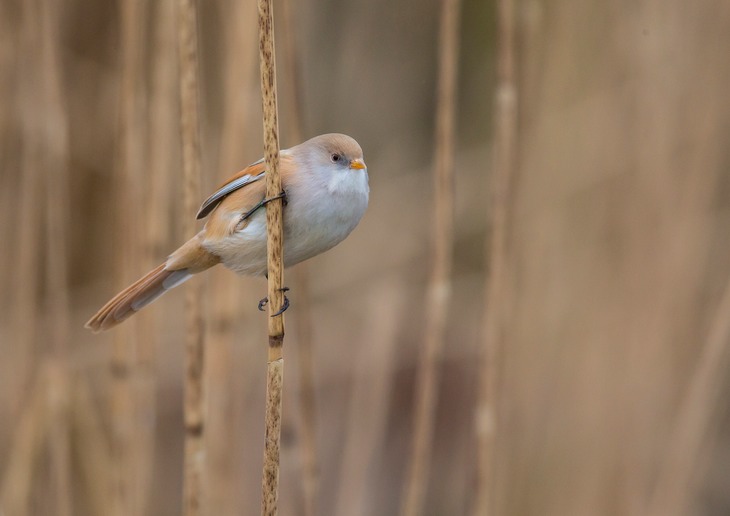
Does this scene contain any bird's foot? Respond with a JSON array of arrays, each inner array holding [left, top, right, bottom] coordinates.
[[258, 287, 290, 316]]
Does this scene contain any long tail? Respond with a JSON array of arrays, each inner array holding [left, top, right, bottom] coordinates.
[[85, 235, 219, 332]]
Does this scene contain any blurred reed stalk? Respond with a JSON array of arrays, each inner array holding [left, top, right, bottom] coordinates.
[[473, 0, 517, 514], [73, 377, 114, 516], [1, 2, 77, 513], [178, 0, 207, 513], [290, 268, 318, 516], [206, 1, 257, 513], [400, 0, 461, 513], [335, 282, 404, 516], [279, 0, 320, 513], [0, 5, 39, 502], [124, 0, 180, 509], [257, 0, 287, 511], [647, 273, 730, 516], [0, 369, 48, 515], [149, 0, 178, 258], [10, 0, 44, 424], [112, 0, 148, 513], [0, 3, 13, 354], [38, 0, 72, 512]]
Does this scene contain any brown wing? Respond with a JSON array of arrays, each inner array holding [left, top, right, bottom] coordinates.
[[196, 159, 266, 219], [199, 154, 297, 240], [203, 178, 269, 241]]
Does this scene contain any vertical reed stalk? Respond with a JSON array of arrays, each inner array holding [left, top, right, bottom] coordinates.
[[11, 0, 44, 423], [336, 283, 404, 516], [280, 0, 319, 513], [0, 369, 49, 515], [132, 0, 179, 507], [257, 0, 286, 512], [178, 0, 206, 513], [149, 0, 178, 258], [39, 0, 72, 513], [39, 0, 70, 362], [473, 0, 517, 514], [73, 378, 114, 516], [207, 2, 257, 512], [46, 365, 71, 516], [291, 267, 318, 515], [112, 0, 146, 513], [0, 5, 60, 513], [400, 0, 461, 514], [279, 0, 305, 143], [647, 273, 730, 516]]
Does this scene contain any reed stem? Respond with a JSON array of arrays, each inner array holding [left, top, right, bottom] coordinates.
[[473, 0, 517, 514], [647, 272, 730, 515], [178, 0, 207, 513], [257, 0, 286, 512], [112, 0, 147, 512], [400, 0, 461, 514], [39, 0, 72, 512]]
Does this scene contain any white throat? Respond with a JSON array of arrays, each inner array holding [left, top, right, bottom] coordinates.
[[325, 167, 370, 196]]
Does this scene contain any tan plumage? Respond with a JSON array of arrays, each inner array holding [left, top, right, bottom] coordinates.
[[202, 160, 280, 241], [86, 133, 369, 332], [85, 236, 219, 331]]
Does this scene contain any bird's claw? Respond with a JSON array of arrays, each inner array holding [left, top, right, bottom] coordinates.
[[258, 287, 290, 316], [271, 294, 290, 317]]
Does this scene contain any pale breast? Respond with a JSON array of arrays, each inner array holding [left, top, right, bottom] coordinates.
[[282, 169, 369, 266], [207, 168, 369, 276]]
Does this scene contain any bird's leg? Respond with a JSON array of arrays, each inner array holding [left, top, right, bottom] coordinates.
[[237, 190, 288, 227], [258, 287, 290, 316], [255, 190, 289, 315], [263, 189, 288, 207]]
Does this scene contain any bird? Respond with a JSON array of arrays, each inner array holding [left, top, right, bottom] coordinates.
[[85, 133, 369, 332]]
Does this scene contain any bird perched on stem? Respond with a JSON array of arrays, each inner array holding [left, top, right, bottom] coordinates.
[[86, 133, 368, 332]]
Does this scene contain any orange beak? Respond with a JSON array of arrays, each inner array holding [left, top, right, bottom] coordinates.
[[349, 159, 366, 170]]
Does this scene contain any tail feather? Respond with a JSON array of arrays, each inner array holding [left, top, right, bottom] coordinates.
[[85, 264, 192, 332], [86, 234, 220, 332]]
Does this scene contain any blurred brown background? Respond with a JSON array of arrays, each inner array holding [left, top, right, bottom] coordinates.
[[2, 0, 730, 515]]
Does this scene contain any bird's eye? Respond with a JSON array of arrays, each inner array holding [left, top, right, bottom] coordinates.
[[330, 153, 341, 163]]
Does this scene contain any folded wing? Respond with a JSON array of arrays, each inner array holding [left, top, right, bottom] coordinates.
[[196, 158, 266, 219]]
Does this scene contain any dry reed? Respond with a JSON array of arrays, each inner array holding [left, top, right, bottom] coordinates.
[[0, 370, 47, 515], [11, 0, 44, 423], [38, 0, 72, 512], [1, 3, 75, 514], [2, 14, 41, 507], [178, 0, 207, 513], [291, 267, 318, 516], [335, 283, 404, 516], [111, 0, 148, 512], [149, 0, 178, 259], [473, 0, 517, 514], [206, 1, 258, 513], [490, 3, 730, 514], [400, 0, 461, 513], [73, 378, 114, 516], [3, 1, 730, 515], [257, 0, 286, 512], [647, 272, 730, 515], [121, 0, 179, 510]]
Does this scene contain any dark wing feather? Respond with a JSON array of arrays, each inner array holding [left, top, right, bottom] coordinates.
[[196, 159, 266, 219]]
